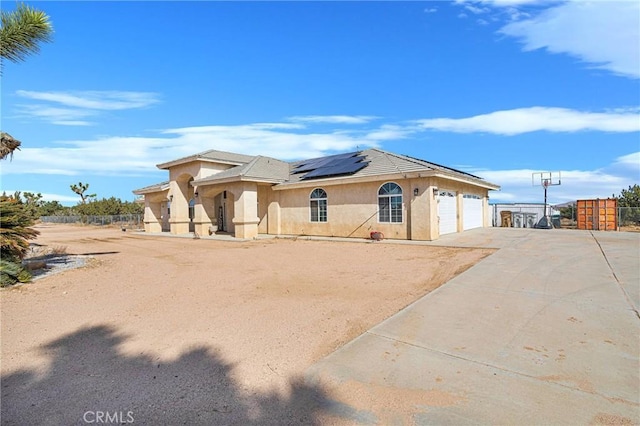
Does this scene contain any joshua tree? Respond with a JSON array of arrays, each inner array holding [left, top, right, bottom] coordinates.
[[1, 2, 53, 64], [70, 182, 96, 204], [0, 132, 21, 161], [1, 3, 53, 159]]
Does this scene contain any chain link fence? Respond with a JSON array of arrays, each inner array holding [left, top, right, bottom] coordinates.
[[40, 214, 143, 227], [618, 207, 640, 228]]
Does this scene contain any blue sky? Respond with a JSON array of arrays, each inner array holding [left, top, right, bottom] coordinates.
[[1, 0, 638, 206]]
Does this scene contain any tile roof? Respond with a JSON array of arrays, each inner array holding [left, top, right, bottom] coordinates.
[[193, 156, 290, 185], [132, 181, 170, 195], [284, 148, 498, 188], [156, 149, 256, 169], [135, 148, 499, 194]]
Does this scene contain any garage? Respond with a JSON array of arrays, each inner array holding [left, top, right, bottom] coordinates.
[[463, 194, 484, 230], [438, 190, 457, 235]]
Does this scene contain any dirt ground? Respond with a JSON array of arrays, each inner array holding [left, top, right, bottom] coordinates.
[[1, 224, 493, 425]]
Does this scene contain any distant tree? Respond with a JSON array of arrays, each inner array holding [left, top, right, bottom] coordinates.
[[614, 184, 640, 225], [70, 182, 96, 204], [559, 203, 576, 219], [614, 184, 640, 207], [22, 191, 43, 219], [38, 200, 67, 216], [76, 197, 143, 216]]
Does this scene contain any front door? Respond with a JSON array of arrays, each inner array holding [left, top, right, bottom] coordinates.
[[218, 203, 226, 232], [188, 198, 195, 232]]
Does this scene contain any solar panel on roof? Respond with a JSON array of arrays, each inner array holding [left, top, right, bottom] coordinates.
[[301, 155, 368, 179], [293, 157, 335, 173], [292, 152, 358, 174], [303, 161, 367, 179]]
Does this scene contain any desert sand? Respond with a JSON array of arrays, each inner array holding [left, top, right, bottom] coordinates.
[[1, 224, 492, 424]]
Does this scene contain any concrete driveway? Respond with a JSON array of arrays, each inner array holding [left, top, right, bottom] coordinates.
[[306, 228, 640, 425]]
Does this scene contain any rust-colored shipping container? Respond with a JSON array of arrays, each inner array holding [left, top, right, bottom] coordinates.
[[576, 199, 618, 231]]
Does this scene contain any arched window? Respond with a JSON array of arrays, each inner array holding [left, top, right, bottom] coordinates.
[[378, 182, 403, 223], [310, 188, 327, 222]]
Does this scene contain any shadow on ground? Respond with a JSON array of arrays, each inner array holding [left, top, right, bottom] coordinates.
[[1, 325, 330, 425]]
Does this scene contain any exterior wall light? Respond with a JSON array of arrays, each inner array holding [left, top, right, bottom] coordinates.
[[413, 188, 419, 196], [194, 191, 199, 198], [433, 187, 439, 197]]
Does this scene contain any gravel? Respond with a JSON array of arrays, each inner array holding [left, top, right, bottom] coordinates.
[[25, 255, 90, 281]]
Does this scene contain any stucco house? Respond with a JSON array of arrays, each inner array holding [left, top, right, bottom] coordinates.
[[133, 148, 500, 241]]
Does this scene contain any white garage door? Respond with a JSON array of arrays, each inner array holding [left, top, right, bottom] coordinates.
[[438, 190, 457, 235], [463, 194, 484, 230]]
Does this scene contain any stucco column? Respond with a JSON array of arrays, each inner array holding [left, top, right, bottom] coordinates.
[[169, 181, 190, 234], [483, 196, 490, 227], [409, 183, 438, 241], [143, 198, 163, 233], [232, 182, 260, 239], [192, 194, 213, 236], [456, 191, 464, 233], [267, 192, 281, 235]]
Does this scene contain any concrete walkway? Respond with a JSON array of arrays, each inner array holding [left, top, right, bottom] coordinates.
[[306, 228, 640, 425]]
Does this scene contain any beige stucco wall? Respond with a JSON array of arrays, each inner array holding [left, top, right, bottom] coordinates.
[[167, 161, 234, 182], [273, 178, 442, 240], [267, 176, 490, 241]]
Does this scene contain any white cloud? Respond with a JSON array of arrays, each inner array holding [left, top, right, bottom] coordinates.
[[1, 121, 403, 176], [14, 90, 162, 126], [484, 0, 550, 5], [287, 115, 378, 124], [473, 167, 631, 203], [464, 4, 491, 14], [613, 152, 640, 170], [364, 124, 416, 141], [15, 105, 96, 126], [16, 90, 161, 110], [424, 7, 438, 13], [499, 1, 640, 78], [467, 149, 639, 204], [415, 107, 640, 135]]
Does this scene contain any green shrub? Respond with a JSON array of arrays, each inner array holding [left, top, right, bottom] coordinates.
[[0, 259, 32, 287]]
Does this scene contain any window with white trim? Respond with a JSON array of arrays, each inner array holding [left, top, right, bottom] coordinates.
[[310, 188, 327, 222], [378, 182, 403, 223]]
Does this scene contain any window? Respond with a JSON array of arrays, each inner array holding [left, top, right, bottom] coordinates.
[[310, 188, 327, 222], [188, 198, 195, 221], [378, 182, 403, 223]]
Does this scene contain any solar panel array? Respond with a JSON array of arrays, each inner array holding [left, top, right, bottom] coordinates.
[[292, 151, 368, 180]]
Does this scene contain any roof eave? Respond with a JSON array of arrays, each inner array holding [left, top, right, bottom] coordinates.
[[193, 175, 287, 186], [431, 171, 501, 190], [157, 157, 246, 170], [274, 170, 500, 190], [132, 183, 170, 195]]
